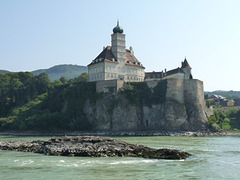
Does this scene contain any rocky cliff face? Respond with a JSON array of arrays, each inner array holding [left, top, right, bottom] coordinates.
[[84, 79, 213, 131]]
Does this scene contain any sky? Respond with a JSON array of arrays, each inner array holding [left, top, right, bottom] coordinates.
[[0, 0, 240, 91]]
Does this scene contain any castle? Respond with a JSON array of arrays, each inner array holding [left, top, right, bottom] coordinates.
[[88, 21, 145, 82], [85, 22, 212, 131], [88, 21, 193, 83]]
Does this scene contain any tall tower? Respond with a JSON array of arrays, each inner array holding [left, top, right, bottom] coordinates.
[[111, 21, 126, 64]]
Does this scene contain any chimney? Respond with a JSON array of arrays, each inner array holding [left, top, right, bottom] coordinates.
[[129, 46, 134, 55]]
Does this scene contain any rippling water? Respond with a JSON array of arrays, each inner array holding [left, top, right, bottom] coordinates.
[[0, 136, 240, 180]]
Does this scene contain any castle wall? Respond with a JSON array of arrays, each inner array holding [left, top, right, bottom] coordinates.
[[85, 79, 212, 131], [96, 79, 125, 93]]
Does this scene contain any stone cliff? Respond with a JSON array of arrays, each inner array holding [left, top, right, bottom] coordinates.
[[84, 79, 213, 131]]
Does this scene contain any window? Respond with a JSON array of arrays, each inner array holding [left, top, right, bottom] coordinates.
[[130, 69, 132, 74], [111, 67, 113, 72], [97, 67, 99, 72], [122, 68, 125, 72], [107, 66, 110, 72], [100, 67, 102, 72]]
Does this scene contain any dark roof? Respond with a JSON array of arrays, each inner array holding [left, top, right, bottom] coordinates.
[[88, 46, 144, 68], [145, 67, 184, 79], [166, 67, 184, 76], [181, 58, 191, 68], [88, 46, 118, 66], [145, 71, 164, 79], [113, 21, 123, 34]]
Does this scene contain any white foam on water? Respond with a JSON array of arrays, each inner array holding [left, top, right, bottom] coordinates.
[[110, 159, 158, 165], [21, 159, 34, 166]]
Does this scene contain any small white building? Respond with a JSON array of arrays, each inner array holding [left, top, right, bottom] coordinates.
[[88, 21, 145, 82]]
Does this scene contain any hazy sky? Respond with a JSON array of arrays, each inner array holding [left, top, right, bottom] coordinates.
[[1, 0, 240, 91]]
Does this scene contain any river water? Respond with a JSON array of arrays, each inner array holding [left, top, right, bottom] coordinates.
[[0, 136, 240, 180]]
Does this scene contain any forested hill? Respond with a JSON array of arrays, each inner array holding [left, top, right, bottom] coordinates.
[[0, 70, 10, 74], [205, 91, 240, 99], [31, 64, 87, 81]]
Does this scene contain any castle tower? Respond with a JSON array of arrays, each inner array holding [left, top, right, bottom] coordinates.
[[181, 58, 193, 79], [111, 21, 126, 65]]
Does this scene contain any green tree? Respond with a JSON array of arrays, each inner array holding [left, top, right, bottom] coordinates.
[[60, 76, 68, 84], [34, 73, 51, 94], [52, 80, 63, 87], [69, 73, 88, 83]]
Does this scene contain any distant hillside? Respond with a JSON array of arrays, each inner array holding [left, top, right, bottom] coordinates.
[[205, 90, 240, 99], [31, 64, 88, 81], [0, 70, 10, 74]]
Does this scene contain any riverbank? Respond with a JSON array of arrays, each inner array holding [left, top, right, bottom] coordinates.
[[1, 130, 240, 137]]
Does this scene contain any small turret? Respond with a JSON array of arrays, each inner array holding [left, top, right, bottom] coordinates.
[[181, 58, 191, 69], [181, 57, 192, 79]]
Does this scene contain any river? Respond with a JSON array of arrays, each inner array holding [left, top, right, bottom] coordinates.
[[0, 136, 240, 180]]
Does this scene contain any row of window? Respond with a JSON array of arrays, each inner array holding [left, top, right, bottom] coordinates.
[[89, 67, 103, 74], [89, 66, 144, 76], [106, 66, 144, 75], [89, 74, 144, 81], [127, 76, 143, 81]]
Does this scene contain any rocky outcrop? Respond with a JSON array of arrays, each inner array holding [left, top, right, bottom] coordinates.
[[84, 79, 213, 132], [0, 136, 190, 159]]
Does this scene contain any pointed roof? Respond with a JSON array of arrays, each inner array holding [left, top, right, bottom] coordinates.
[[181, 58, 191, 69]]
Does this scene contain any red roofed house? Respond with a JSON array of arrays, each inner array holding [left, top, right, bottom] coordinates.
[[88, 21, 145, 82]]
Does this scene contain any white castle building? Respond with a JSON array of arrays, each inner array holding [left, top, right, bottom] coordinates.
[[88, 21, 145, 82]]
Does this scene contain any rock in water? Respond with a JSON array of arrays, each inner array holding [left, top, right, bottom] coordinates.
[[0, 136, 190, 159]]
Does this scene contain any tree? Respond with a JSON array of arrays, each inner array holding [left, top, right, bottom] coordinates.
[[52, 80, 63, 87], [236, 110, 240, 121], [60, 76, 68, 84], [227, 109, 238, 119], [34, 73, 51, 94], [69, 73, 88, 83]]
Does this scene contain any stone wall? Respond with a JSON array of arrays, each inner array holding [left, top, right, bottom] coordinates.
[[84, 79, 213, 131], [96, 79, 126, 93]]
